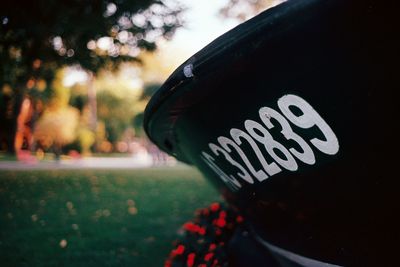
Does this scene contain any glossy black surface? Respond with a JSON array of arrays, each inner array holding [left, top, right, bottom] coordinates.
[[144, 0, 399, 265]]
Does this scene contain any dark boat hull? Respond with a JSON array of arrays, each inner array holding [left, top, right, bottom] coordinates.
[[144, 0, 399, 265]]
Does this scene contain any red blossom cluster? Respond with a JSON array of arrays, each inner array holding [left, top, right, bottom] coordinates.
[[183, 222, 207, 235], [165, 202, 244, 267]]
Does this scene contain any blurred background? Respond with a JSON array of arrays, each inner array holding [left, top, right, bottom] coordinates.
[[0, 0, 283, 266]]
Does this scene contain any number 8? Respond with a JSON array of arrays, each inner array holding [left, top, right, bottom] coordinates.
[[277, 94, 339, 155], [245, 119, 298, 171]]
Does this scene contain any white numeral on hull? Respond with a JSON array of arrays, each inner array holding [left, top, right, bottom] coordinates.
[[201, 94, 339, 191]]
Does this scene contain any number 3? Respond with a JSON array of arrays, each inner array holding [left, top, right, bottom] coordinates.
[[259, 107, 316, 165]]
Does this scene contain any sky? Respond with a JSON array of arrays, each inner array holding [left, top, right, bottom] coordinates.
[[160, 0, 240, 65]]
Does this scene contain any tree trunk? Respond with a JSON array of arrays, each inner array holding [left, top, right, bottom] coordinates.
[[6, 85, 24, 155], [87, 72, 98, 153], [53, 143, 62, 161]]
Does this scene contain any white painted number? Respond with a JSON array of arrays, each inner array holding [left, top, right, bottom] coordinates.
[[277, 95, 339, 155], [201, 94, 339, 191], [201, 151, 242, 191], [245, 119, 299, 171], [218, 135, 270, 182], [209, 143, 254, 184], [259, 107, 316, 165], [230, 128, 282, 178]]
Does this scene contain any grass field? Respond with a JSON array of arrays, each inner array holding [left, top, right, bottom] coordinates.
[[0, 166, 221, 267]]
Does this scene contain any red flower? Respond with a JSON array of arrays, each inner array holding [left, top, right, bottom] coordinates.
[[187, 253, 195, 267], [166, 203, 242, 267], [215, 218, 226, 228], [210, 202, 220, 212], [183, 222, 199, 233], [164, 259, 172, 267], [204, 252, 214, 261], [198, 227, 206, 235], [219, 211, 227, 218], [212, 259, 219, 267], [184, 222, 207, 235], [172, 245, 185, 255], [209, 243, 217, 251]]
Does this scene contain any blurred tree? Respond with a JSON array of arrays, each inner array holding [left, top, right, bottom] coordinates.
[[132, 112, 145, 137], [34, 106, 80, 159], [140, 82, 161, 100], [32, 69, 79, 158], [138, 50, 179, 83], [77, 127, 96, 155], [96, 90, 136, 144], [220, 0, 285, 21], [73, 66, 145, 145], [131, 82, 160, 137], [0, 0, 183, 154]]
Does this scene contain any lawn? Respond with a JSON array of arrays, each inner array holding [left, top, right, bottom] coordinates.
[[0, 166, 221, 267]]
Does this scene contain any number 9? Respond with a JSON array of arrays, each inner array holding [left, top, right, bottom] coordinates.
[[277, 94, 339, 155]]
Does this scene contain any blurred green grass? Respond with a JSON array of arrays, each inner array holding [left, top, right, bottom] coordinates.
[[0, 166, 221, 267], [0, 153, 17, 161]]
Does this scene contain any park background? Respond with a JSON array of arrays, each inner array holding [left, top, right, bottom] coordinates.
[[1, 1, 283, 266]]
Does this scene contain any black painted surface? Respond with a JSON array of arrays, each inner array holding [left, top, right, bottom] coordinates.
[[144, 0, 399, 266]]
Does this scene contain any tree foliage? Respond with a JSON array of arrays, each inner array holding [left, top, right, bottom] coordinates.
[[0, 0, 184, 82], [34, 106, 80, 159], [96, 90, 136, 143], [0, 0, 183, 153]]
